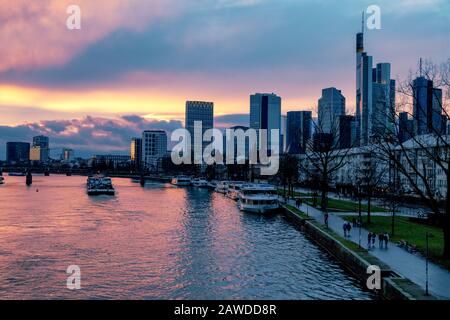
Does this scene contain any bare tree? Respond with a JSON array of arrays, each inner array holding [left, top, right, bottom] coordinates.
[[300, 107, 354, 212], [351, 147, 389, 224], [374, 59, 450, 258]]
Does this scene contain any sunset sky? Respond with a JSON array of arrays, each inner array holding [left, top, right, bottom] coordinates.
[[0, 0, 449, 158]]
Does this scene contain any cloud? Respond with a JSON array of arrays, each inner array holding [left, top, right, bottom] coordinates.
[[0, 115, 182, 159], [0, 112, 249, 159]]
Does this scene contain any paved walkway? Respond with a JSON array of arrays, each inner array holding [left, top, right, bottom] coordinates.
[[285, 199, 450, 299], [293, 187, 429, 218]]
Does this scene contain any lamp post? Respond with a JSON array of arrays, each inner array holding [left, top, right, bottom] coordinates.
[[425, 232, 434, 296]]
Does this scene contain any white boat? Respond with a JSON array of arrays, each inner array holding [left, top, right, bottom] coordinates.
[[227, 181, 246, 200], [0, 176, 4, 185], [87, 176, 115, 196], [237, 184, 279, 214], [215, 181, 229, 194], [171, 176, 191, 186], [192, 178, 208, 188]]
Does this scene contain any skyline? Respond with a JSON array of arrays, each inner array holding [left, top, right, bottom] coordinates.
[[1, 0, 449, 158]]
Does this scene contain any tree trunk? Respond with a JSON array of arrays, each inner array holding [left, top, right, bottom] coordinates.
[[367, 191, 372, 224], [444, 160, 450, 258], [321, 184, 327, 211]]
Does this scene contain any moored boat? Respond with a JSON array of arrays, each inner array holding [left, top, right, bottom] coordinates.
[[237, 184, 279, 214], [215, 181, 229, 194], [192, 178, 208, 188], [227, 181, 245, 200], [0, 176, 4, 185], [171, 176, 191, 186]]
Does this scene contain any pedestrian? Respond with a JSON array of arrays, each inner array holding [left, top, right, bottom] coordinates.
[[296, 198, 302, 209], [324, 212, 329, 227], [372, 233, 376, 248], [343, 222, 348, 237], [378, 233, 384, 248], [367, 232, 372, 249], [384, 232, 390, 248], [347, 222, 352, 237]]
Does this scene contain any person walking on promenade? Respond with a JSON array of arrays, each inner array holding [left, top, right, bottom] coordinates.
[[324, 212, 329, 227], [343, 222, 348, 237], [296, 198, 302, 209], [346, 222, 352, 237], [378, 233, 384, 248], [384, 232, 390, 248], [372, 233, 376, 248], [367, 232, 372, 249]]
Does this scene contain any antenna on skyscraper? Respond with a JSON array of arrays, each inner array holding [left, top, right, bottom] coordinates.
[[361, 11, 365, 34], [419, 58, 423, 77]]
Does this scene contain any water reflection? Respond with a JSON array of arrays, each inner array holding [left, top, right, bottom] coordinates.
[[0, 176, 373, 299]]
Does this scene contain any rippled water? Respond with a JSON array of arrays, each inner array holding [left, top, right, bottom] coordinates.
[[0, 175, 373, 299]]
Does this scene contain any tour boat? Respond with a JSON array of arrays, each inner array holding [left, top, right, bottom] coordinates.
[[215, 181, 229, 194], [237, 184, 279, 214], [227, 181, 246, 200], [0, 176, 4, 185], [192, 178, 208, 188], [86, 176, 115, 196], [171, 176, 192, 186]]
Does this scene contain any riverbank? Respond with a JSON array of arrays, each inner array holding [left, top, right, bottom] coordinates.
[[282, 204, 436, 300], [343, 215, 450, 271]]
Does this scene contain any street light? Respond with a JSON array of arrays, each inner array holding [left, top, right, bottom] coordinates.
[[425, 232, 435, 296]]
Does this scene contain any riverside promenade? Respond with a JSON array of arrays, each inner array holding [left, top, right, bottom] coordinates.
[[286, 199, 450, 299]]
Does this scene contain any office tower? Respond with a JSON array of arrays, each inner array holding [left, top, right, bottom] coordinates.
[[32, 135, 50, 162], [62, 148, 75, 161], [6, 142, 30, 165], [318, 87, 346, 134], [286, 111, 312, 154], [250, 93, 281, 153], [338, 115, 356, 149], [130, 138, 142, 169], [185, 101, 214, 161], [371, 63, 396, 140], [413, 76, 443, 135], [399, 112, 414, 143], [355, 31, 364, 146], [281, 115, 287, 153], [141, 130, 167, 171]]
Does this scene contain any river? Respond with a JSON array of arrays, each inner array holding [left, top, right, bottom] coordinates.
[[0, 175, 373, 299]]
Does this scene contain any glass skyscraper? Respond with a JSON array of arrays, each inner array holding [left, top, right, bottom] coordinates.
[[286, 111, 312, 154], [250, 93, 281, 153]]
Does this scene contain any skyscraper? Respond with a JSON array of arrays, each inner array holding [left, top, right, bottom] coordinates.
[[141, 131, 167, 172], [6, 142, 30, 165], [31, 135, 50, 162], [130, 137, 142, 169], [338, 115, 356, 149], [318, 87, 345, 134], [413, 76, 443, 135], [371, 63, 396, 140], [250, 93, 281, 153], [185, 101, 214, 162], [356, 27, 395, 145], [399, 112, 413, 143], [286, 111, 312, 154]]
